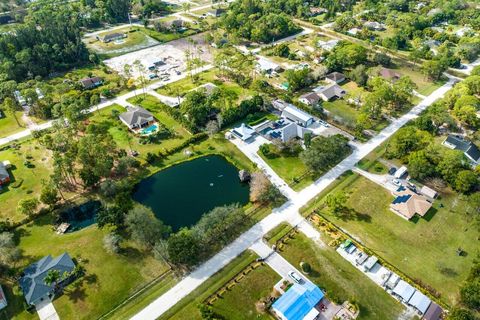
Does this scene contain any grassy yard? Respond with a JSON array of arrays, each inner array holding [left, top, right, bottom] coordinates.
[[0, 138, 53, 223], [258, 151, 314, 191], [159, 251, 259, 320], [0, 112, 25, 137], [323, 99, 360, 127], [156, 69, 254, 102], [212, 263, 280, 319], [277, 231, 405, 319], [310, 174, 479, 305], [3, 215, 170, 320]]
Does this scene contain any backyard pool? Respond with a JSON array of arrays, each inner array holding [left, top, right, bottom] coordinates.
[[133, 155, 250, 230], [141, 124, 158, 135]]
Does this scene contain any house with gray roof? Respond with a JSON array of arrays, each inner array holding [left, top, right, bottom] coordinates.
[[0, 161, 10, 186], [98, 32, 126, 43], [325, 72, 346, 84], [19, 253, 76, 306], [313, 84, 346, 101], [442, 135, 480, 165], [119, 107, 155, 131]]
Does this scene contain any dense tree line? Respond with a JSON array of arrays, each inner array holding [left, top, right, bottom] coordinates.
[[0, 2, 89, 82], [300, 135, 351, 173], [221, 0, 301, 44]]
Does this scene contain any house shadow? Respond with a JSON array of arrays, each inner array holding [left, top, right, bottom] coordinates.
[[422, 207, 438, 222]]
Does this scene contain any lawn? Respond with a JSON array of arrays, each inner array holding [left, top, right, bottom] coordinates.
[[310, 174, 479, 305], [156, 69, 254, 102], [159, 251, 259, 320], [323, 99, 360, 128], [258, 151, 314, 191], [0, 111, 26, 137], [277, 231, 405, 319], [0, 138, 53, 223], [212, 263, 280, 319], [3, 215, 170, 320]]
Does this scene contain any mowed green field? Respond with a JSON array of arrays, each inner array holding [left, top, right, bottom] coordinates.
[[4, 216, 170, 320], [0, 111, 25, 137], [0, 138, 53, 223], [277, 231, 404, 320], [311, 175, 478, 305]]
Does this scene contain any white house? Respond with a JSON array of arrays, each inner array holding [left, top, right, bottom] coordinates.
[[256, 57, 282, 74], [230, 123, 255, 141], [281, 105, 315, 127]]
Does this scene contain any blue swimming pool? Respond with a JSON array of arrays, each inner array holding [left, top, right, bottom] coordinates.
[[141, 124, 158, 135]]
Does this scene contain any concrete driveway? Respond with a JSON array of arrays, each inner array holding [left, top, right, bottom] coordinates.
[[36, 300, 60, 320]]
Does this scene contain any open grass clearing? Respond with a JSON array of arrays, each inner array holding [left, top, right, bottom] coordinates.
[[308, 174, 479, 305], [0, 111, 25, 137], [159, 251, 259, 320], [211, 263, 280, 319], [4, 215, 170, 320], [277, 231, 405, 319], [0, 138, 53, 223]]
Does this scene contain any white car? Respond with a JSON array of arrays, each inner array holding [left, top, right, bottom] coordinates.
[[288, 271, 302, 284], [392, 179, 401, 186]]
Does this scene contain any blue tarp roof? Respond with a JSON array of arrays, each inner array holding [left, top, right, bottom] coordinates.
[[272, 282, 324, 320]]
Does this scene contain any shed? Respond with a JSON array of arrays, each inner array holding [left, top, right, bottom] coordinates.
[[420, 186, 437, 199], [423, 302, 443, 320], [408, 290, 431, 314], [363, 256, 378, 271], [392, 280, 415, 302]]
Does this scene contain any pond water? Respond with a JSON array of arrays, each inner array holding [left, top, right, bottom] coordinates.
[[58, 200, 101, 232], [133, 155, 250, 231]]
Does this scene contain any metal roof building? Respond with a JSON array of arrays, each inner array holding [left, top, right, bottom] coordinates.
[[272, 282, 324, 320], [408, 290, 431, 314], [392, 280, 415, 302]]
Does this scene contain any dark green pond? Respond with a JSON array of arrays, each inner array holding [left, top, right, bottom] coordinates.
[[133, 155, 250, 231]]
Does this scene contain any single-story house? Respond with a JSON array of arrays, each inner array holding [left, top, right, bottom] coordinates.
[[347, 27, 362, 36], [364, 21, 386, 31], [0, 285, 7, 310], [390, 186, 432, 220], [325, 72, 346, 84], [379, 68, 401, 82], [79, 77, 103, 90], [423, 302, 443, 320], [420, 186, 438, 199], [271, 282, 324, 320], [282, 105, 314, 127], [408, 290, 431, 315], [392, 280, 415, 302], [207, 8, 226, 17], [442, 135, 480, 165], [14, 90, 27, 106], [19, 253, 76, 306], [256, 58, 282, 74], [299, 92, 321, 106], [119, 107, 155, 131], [317, 39, 339, 51], [309, 7, 327, 16], [192, 83, 218, 96], [163, 19, 184, 31], [0, 161, 10, 186], [98, 32, 126, 43], [314, 84, 346, 101], [230, 123, 255, 141]]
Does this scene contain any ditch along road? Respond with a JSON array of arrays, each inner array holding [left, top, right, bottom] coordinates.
[[130, 74, 459, 320]]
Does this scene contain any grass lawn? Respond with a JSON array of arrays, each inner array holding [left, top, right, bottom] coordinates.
[[323, 99, 360, 127], [85, 27, 158, 54], [0, 112, 26, 137], [159, 251, 259, 320], [258, 151, 313, 191], [141, 26, 200, 44], [277, 231, 405, 319], [310, 174, 479, 305], [156, 69, 254, 102], [212, 263, 280, 319], [0, 138, 53, 223], [3, 215, 170, 320]]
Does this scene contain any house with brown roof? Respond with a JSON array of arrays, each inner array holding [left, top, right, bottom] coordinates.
[[299, 92, 321, 106], [390, 186, 432, 220], [379, 68, 401, 82], [325, 72, 346, 84], [79, 77, 103, 90]]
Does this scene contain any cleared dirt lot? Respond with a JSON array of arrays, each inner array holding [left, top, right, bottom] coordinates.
[[104, 33, 213, 78]]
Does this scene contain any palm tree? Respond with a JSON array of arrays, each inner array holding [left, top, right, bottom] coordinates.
[[44, 269, 61, 291]]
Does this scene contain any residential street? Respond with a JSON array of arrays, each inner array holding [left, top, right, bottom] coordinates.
[[130, 75, 459, 320]]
